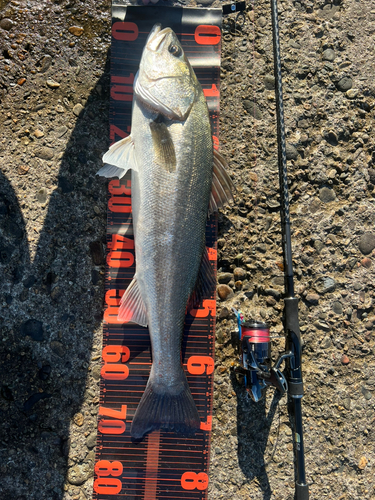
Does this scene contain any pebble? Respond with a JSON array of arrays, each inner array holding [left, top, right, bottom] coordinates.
[[319, 186, 336, 203], [35, 147, 54, 160], [361, 257, 372, 269], [92, 365, 101, 381], [23, 275, 36, 288], [18, 78, 26, 86], [217, 284, 234, 301], [17, 165, 29, 175], [336, 77, 353, 92], [257, 16, 267, 27], [306, 293, 319, 304], [342, 397, 351, 410], [55, 125, 68, 138], [38, 55, 52, 73], [46, 79, 60, 89], [341, 354, 350, 365], [358, 232, 375, 255], [315, 322, 331, 333], [55, 105, 65, 113], [361, 387, 372, 400], [266, 199, 280, 209], [264, 288, 280, 299], [256, 243, 267, 253], [50, 341, 65, 357], [264, 74, 275, 90], [36, 188, 48, 204], [73, 103, 84, 117], [20, 319, 44, 341], [346, 89, 358, 99], [34, 129, 44, 138], [272, 276, 284, 287], [73, 412, 84, 426], [314, 276, 336, 294], [358, 456, 368, 470], [90, 241, 105, 265], [243, 100, 262, 120], [86, 431, 97, 449], [309, 198, 321, 214], [217, 272, 233, 284], [322, 48, 335, 61], [332, 301, 343, 315], [0, 18, 15, 30], [218, 306, 230, 320], [286, 143, 298, 160], [67, 464, 93, 486], [51, 286, 62, 301], [233, 268, 246, 281], [266, 296, 276, 306], [69, 26, 84, 36]]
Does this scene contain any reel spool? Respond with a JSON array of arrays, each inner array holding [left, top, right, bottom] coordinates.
[[233, 312, 291, 402]]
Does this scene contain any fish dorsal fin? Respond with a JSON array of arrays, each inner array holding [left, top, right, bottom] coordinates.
[[188, 248, 216, 310], [209, 149, 235, 215], [118, 275, 148, 327], [149, 120, 176, 172], [96, 135, 137, 178]]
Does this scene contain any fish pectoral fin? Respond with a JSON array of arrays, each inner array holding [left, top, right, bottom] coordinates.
[[96, 163, 128, 179], [208, 149, 236, 215], [188, 247, 216, 310], [149, 120, 176, 173], [118, 275, 148, 327], [96, 135, 137, 178]]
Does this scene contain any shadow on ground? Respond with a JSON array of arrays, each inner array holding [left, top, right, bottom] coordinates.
[[230, 370, 284, 500], [0, 53, 110, 499]]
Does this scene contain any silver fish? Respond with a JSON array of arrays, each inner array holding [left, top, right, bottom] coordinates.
[[97, 24, 234, 439]]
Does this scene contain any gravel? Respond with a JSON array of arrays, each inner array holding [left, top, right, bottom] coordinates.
[[1, 1, 375, 500]]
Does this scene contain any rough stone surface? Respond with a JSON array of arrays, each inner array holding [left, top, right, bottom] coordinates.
[[359, 232, 375, 255], [1, 2, 375, 500]]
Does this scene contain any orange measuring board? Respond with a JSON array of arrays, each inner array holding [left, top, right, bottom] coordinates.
[[93, 6, 223, 499]]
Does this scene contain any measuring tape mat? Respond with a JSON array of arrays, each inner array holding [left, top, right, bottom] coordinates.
[[93, 6, 223, 500]]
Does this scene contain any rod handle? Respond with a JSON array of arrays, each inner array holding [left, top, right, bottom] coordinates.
[[295, 482, 309, 500]]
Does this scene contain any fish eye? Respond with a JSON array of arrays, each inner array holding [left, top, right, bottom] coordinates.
[[168, 44, 182, 57]]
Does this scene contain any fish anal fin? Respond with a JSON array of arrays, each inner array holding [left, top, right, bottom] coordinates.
[[118, 275, 148, 327], [188, 247, 216, 310], [209, 149, 236, 215], [96, 135, 137, 178]]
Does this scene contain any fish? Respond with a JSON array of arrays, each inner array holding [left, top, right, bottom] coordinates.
[[97, 24, 234, 439]]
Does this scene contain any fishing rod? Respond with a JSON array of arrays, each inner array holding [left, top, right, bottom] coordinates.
[[229, 1, 309, 499]]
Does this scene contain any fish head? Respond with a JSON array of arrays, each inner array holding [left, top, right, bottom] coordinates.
[[135, 24, 198, 121]]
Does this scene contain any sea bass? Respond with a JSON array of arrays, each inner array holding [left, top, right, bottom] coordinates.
[[97, 24, 234, 439]]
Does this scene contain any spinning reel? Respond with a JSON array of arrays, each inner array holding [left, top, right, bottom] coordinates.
[[233, 310, 293, 402]]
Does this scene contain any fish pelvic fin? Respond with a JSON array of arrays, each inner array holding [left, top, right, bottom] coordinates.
[[96, 135, 137, 178], [209, 149, 236, 216], [118, 275, 148, 327], [130, 374, 200, 440]]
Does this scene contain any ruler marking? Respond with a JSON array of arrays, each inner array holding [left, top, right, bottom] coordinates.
[[143, 430, 161, 500]]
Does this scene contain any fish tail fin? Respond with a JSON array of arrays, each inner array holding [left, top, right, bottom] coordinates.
[[130, 373, 200, 439]]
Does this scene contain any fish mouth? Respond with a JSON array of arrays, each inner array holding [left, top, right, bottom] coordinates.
[[146, 24, 171, 52]]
